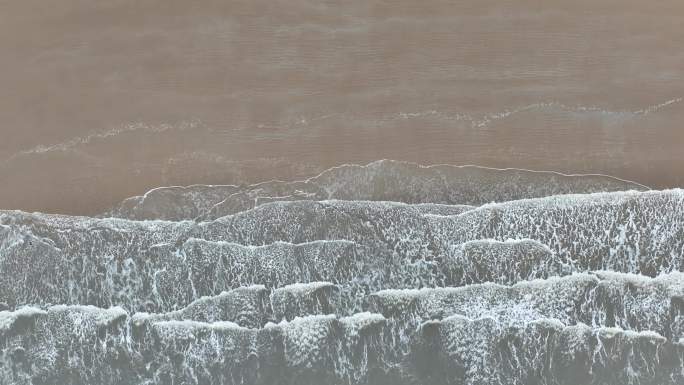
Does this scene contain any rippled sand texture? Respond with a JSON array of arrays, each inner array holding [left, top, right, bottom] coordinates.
[[1, 0, 684, 214]]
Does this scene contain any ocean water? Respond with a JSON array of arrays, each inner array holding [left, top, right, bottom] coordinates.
[[2, 161, 684, 384], [1, 1, 684, 384]]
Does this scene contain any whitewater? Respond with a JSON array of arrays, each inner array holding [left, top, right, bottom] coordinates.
[[1, 160, 683, 385]]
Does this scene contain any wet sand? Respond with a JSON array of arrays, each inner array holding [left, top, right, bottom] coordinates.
[[1, 0, 683, 215]]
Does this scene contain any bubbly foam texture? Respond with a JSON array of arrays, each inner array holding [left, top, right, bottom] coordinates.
[[1, 164, 682, 384]]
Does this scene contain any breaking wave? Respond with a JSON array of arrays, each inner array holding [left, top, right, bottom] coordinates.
[[1, 161, 682, 385]]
